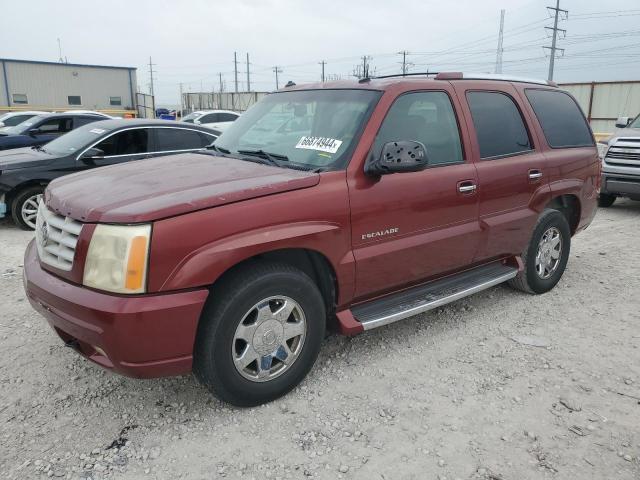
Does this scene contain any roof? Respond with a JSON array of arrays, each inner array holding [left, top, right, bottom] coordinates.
[[81, 118, 217, 130], [0, 58, 136, 71]]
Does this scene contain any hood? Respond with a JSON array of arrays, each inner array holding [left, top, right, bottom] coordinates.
[[0, 147, 53, 170], [611, 127, 640, 140], [45, 153, 320, 223]]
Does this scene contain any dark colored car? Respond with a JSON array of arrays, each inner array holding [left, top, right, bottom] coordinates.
[[24, 73, 599, 406], [0, 113, 105, 152], [0, 119, 218, 229]]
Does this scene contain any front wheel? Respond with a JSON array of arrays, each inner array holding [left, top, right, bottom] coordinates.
[[194, 262, 326, 406], [509, 209, 571, 294], [11, 186, 44, 230], [598, 193, 616, 208]]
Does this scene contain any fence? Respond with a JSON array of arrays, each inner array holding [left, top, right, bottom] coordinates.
[[136, 92, 155, 118], [559, 80, 640, 134], [182, 91, 268, 113]]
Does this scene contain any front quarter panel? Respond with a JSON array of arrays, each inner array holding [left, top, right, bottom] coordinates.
[[148, 171, 355, 306]]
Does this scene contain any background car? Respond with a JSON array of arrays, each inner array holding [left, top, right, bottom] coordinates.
[[0, 113, 106, 151], [0, 119, 219, 229], [62, 110, 115, 119], [0, 111, 49, 130], [181, 109, 240, 131]]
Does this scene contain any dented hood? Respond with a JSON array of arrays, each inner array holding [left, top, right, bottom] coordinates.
[[45, 153, 320, 223]]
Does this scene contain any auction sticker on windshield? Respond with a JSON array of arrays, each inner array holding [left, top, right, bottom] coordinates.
[[295, 136, 343, 154]]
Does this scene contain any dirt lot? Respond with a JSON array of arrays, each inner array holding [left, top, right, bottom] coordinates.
[[1, 201, 639, 480]]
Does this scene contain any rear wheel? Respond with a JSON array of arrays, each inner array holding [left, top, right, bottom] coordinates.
[[194, 262, 326, 406], [509, 209, 571, 294], [11, 186, 44, 230], [598, 193, 616, 208]]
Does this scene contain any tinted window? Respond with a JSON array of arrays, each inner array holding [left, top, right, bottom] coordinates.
[[154, 128, 207, 151], [373, 91, 463, 165], [96, 129, 150, 156], [199, 132, 217, 146], [35, 118, 73, 134], [199, 113, 218, 123], [74, 117, 100, 127], [68, 96, 82, 106], [4, 114, 32, 126], [467, 91, 532, 159], [525, 89, 593, 148], [219, 112, 238, 122]]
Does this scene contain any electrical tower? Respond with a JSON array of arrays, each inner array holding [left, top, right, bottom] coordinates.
[[544, 0, 567, 81], [273, 66, 283, 89], [494, 10, 505, 74]]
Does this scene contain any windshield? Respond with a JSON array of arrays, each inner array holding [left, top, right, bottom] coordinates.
[[629, 114, 640, 129], [39, 123, 113, 155], [182, 112, 204, 123], [215, 89, 381, 170], [2, 116, 46, 135]]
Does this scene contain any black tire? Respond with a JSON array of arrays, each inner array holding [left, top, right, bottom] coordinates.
[[193, 262, 326, 407], [11, 186, 44, 231], [598, 193, 616, 208], [508, 209, 571, 295]]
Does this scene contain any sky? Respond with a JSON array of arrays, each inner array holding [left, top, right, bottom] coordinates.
[[2, 0, 640, 105]]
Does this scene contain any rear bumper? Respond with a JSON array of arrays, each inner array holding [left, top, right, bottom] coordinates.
[[601, 172, 640, 197], [23, 240, 209, 378]]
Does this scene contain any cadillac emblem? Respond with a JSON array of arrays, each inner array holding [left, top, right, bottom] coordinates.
[[40, 220, 50, 246]]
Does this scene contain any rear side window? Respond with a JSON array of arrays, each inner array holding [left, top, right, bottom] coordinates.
[[199, 113, 218, 123], [525, 89, 593, 148], [373, 91, 463, 166], [219, 112, 238, 122], [153, 128, 207, 151], [96, 129, 151, 156], [466, 91, 532, 159]]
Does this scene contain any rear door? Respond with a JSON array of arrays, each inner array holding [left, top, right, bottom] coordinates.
[[349, 89, 480, 300], [452, 82, 550, 262]]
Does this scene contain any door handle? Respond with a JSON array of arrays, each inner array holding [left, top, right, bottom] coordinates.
[[457, 181, 477, 194], [528, 169, 543, 180]]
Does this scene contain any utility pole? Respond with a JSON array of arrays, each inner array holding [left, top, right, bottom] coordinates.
[[361, 55, 371, 78], [399, 51, 413, 76], [544, 0, 567, 81], [57, 38, 64, 63], [148, 56, 156, 116], [273, 66, 282, 89], [179, 82, 183, 119], [319, 60, 326, 82], [246, 53, 251, 92], [233, 52, 239, 93], [218, 73, 224, 110], [494, 10, 505, 74]]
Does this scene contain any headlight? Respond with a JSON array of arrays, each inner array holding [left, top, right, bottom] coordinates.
[[597, 141, 608, 159], [83, 224, 151, 294]]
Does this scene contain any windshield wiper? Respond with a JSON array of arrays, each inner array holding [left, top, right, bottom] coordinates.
[[237, 149, 289, 168], [206, 143, 231, 154]]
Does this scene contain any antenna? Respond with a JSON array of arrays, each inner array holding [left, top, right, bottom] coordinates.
[[57, 38, 64, 63]]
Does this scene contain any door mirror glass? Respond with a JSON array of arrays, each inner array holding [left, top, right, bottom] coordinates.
[[366, 140, 429, 175], [615, 116, 630, 128], [80, 147, 105, 160]]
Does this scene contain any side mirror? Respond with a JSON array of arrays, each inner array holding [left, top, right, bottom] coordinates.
[[366, 140, 429, 176], [28, 128, 40, 136], [80, 147, 105, 161], [615, 116, 631, 128]]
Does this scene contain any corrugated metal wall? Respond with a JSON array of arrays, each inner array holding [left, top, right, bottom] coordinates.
[[0, 60, 137, 113], [560, 81, 640, 134], [183, 91, 268, 112]]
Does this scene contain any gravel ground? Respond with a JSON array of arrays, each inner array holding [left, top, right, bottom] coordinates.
[[1, 201, 639, 480]]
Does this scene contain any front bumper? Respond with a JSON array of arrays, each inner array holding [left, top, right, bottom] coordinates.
[[23, 240, 209, 378], [601, 172, 640, 198]]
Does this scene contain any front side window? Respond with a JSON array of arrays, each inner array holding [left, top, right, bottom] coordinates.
[[35, 118, 73, 134], [467, 91, 532, 159], [215, 89, 381, 170], [109, 96, 122, 106], [525, 89, 594, 148], [182, 112, 203, 123], [68, 96, 82, 106], [41, 123, 115, 155], [153, 128, 209, 151], [95, 129, 150, 156], [373, 91, 463, 166], [12, 94, 28, 104]]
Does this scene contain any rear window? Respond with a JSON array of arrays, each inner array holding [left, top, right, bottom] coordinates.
[[525, 89, 594, 148], [466, 91, 532, 159]]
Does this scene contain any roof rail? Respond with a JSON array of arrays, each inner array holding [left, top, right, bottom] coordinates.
[[369, 72, 440, 80], [435, 72, 556, 87]]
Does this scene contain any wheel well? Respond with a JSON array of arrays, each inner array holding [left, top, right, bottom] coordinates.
[[210, 248, 338, 318], [5, 180, 48, 209], [545, 194, 581, 234]]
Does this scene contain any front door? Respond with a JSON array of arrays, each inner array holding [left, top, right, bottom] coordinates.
[[348, 90, 480, 300]]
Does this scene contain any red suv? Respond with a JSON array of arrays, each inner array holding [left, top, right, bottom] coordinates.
[[24, 73, 599, 406]]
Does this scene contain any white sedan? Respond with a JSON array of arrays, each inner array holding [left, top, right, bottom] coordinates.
[[182, 110, 240, 131], [0, 111, 48, 129]]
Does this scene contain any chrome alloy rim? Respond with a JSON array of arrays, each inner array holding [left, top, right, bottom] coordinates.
[[22, 194, 43, 229], [232, 296, 307, 382], [535, 227, 562, 279]]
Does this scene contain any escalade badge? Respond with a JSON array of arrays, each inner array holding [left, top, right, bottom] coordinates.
[[362, 227, 399, 240]]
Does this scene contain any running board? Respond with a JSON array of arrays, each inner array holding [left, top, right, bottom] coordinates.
[[352, 262, 518, 330]]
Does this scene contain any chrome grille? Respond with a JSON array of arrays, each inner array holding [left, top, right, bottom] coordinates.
[[605, 139, 640, 168], [35, 202, 83, 271]]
